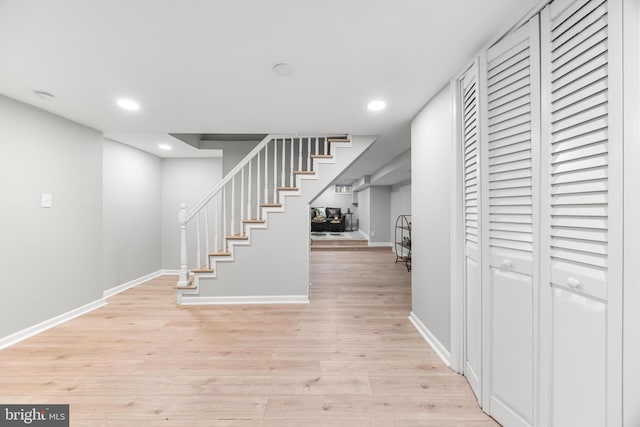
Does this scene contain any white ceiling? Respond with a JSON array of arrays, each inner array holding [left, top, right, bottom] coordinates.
[[0, 0, 539, 179]]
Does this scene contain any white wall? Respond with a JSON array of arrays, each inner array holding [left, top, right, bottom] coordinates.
[[199, 140, 260, 176], [369, 186, 391, 243], [357, 187, 371, 237], [0, 95, 103, 338], [411, 84, 453, 351], [103, 139, 162, 291], [161, 158, 223, 270], [390, 182, 412, 250]]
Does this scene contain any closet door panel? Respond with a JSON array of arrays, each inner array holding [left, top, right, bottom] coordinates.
[[462, 63, 483, 403], [551, 287, 606, 427], [465, 256, 482, 394], [489, 268, 533, 426], [482, 15, 539, 427], [540, 0, 622, 424]]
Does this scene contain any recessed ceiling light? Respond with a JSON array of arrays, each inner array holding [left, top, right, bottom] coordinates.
[[116, 98, 140, 111], [158, 144, 172, 151], [367, 100, 386, 111], [272, 63, 294, 77], [34, 90, 55, 101]]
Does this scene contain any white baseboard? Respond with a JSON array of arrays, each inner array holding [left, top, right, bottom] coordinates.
[[159, 269, 180, 276], [409, 311, 452, 367], [178, 294, 310, 305], [103, 270, 165, 299], [0, 298, 106, 350]]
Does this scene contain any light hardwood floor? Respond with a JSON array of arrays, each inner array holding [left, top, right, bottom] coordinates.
[[0, 250, 499, 426]]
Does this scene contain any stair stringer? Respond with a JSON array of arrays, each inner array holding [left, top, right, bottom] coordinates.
[[177, 135, 377, 304]]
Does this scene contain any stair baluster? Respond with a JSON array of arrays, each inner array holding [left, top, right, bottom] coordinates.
[[256, 150, 261, 219], [204, 205, 210, 261], [289, 138, 296, 187], [297, 139, 303, 179], [247, 159, 252, 221], [281, 138, 286, 192], [272, 139, 278, 203], [196, 212, 201, 268], [240, 166, 245, 230]]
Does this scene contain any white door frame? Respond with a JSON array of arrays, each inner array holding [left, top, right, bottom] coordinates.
[[449, 73, 465, 376], [623, 0, 640, 424]]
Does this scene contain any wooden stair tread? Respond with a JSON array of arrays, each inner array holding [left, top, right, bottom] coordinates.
[[208, 251, 231, 257], [242, 219, 265, 224], [277, 187, 299, 191], [260, 203, 282, 207], [328, 138, 350, 143], [293, 171, 315, 175], [191, 267, 213, 274], [175, 283, 197, 290], [226, 234, 249, 240], [310, 154, 333, 159]]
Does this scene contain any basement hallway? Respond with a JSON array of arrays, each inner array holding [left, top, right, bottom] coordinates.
[[0, 250, 498, 426]]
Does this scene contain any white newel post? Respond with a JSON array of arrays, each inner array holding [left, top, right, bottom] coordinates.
[[177, 203, 192, 287]]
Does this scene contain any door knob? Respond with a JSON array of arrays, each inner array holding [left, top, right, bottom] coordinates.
[[567, 278, 581, 289], [501, 259, 512, 268]]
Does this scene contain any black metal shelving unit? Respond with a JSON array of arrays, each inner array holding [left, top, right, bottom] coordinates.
[[394, 214, 411, 271]]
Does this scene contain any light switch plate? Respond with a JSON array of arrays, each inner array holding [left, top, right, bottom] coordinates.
[[41, 193, 52, 208]]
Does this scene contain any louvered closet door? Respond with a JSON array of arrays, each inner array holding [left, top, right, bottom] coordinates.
[[481, 15, 539, 427], [540, 0, 622, 425], [461, 64, 482, 403]]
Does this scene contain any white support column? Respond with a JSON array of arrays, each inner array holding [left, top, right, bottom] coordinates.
[[323, 137, 328, 156], [315, 137, 319, 156], [177, 203, 191, 287]]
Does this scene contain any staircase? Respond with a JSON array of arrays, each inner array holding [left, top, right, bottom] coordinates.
[[175, 134, 376, 305]]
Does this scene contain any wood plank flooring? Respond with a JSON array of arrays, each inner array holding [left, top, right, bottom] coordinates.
[[0, 250, 499, 426]]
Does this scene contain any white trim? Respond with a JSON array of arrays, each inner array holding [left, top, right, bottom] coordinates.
[[623, 0, 640, 425], [408, 311, 451, 367], [159, 269, 180, 275], [368, 241, 392, 247], [358, 229, 371, 240], [449, 73, 464, 375], [103, 270, 164, 299], [177, 294, 310, 305], [0, 298, 106, 350]]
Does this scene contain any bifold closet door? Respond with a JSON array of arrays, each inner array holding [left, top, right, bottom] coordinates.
[[461, 63, 483, 403], [480, 15, 540, 427], [540, 0, 622, 425]]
